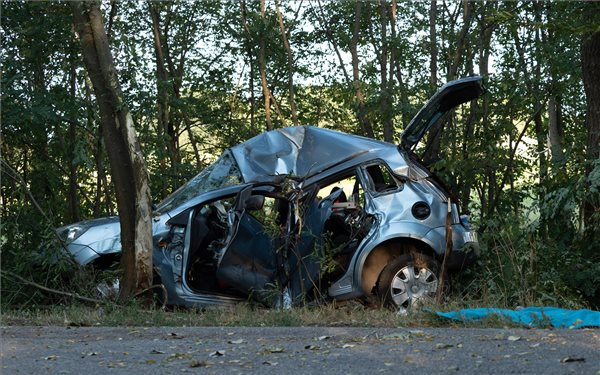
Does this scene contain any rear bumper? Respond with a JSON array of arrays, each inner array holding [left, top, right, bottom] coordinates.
[[447, 228, 479, 272]]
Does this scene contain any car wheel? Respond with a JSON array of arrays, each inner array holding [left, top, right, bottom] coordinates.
[[376, 253, 439, 313]]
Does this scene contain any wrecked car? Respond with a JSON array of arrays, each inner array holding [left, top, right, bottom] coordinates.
[[56, 76, 483, 311]]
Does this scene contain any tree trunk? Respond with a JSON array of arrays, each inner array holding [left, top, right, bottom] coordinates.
[[275, 0, 298, 126], [259, 0, 272, 130], [149, 2, 181, 194], [424, 0, 472, 161], [68, 55, 81, 223], [429, 0, 438, 91], [351, 1, 374, 138], [240, 0, 255, 131], [459, 1, 495, 213], [581, 30, 600, 226], [72, 1, 153, 300], [149, 2, 173, 197], [547, 95, 565, 169], [379, 0, 393, 143], [448, 0, 472, 80]]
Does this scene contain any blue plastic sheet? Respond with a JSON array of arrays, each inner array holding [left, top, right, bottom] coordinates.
[[436, 307, 600, 328]]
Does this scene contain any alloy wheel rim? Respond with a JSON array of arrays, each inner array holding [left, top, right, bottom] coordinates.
[[390, 265, 438, 311]]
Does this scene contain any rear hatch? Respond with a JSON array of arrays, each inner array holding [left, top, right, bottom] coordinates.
[[400, 76, 485, 151]]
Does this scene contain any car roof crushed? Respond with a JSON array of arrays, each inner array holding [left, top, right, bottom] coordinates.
[[229, 126, 398, 183]]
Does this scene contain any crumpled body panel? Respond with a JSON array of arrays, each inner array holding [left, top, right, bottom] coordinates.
[[231, 126, 395, 183]]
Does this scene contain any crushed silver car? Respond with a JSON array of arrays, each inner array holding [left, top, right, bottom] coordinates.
[[56, 76, 483, 311]]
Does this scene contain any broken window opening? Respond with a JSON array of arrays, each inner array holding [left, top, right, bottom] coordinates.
[[364, 162, 404, 195], [316, 171, 372, 284]]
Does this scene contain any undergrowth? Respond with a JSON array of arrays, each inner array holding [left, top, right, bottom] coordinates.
[[0, 300, 519, 328]]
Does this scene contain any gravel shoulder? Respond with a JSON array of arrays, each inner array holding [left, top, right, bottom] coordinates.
[[2, 326, 599, 374]]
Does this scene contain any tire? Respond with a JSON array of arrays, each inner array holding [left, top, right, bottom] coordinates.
[[376, 253, 439, 313]]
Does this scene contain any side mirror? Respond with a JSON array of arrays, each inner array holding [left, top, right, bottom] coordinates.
[[234, 185, 253, 212], [245, 195, 265, 211]]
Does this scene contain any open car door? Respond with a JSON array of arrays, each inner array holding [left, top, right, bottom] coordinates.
[[216, 185, 342, 306]]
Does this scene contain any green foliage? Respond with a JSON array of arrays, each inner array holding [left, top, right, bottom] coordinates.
[[452, 159, 600, 308], [2, 1, 598, 309]]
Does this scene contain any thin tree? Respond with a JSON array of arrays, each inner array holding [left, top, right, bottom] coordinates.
[[351, 1, 374, 138], [274, 0, 298, 126], [581, 29, 600, 227], [258, 0, 273, 130], [72, 1, 153, 300]]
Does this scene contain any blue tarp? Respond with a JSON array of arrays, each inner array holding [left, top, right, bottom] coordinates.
[[436, 307, 600, 329]]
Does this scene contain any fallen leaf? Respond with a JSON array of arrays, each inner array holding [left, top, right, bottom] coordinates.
[[146, 359, 157, 364], [508, 336, 521, 342], [561, 356, 585, 363], [383, 332, 410, 341], [342, 344, 355, 348], [167, 352, 192, 361], [107, 361, 126, 368], [261, 347, 285, 354], [189, 360, 208, 368]]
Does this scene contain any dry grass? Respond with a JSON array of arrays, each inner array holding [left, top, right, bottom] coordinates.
[[0, 301, 445, 328], [0, 299, 526, 328]]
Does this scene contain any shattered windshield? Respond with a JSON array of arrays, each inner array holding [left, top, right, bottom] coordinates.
[[154, 150, 243, 214]]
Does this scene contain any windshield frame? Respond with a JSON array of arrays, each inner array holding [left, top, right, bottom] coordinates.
[[154, 150, 243, 215]]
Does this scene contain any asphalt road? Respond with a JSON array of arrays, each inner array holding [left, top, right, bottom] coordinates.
[[1, 326, 598, 374]]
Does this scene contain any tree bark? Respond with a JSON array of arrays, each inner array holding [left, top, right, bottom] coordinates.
[[72, 1, 153, 300], [581, 30, 600, 226]]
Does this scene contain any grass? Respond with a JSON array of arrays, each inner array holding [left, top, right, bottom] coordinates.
[[0, 299, 527, 329]]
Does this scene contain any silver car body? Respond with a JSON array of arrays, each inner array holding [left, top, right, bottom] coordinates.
[[56, 77, 483, 307]]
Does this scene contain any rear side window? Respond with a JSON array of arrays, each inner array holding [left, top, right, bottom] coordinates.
[[364, 163, 403, 194]]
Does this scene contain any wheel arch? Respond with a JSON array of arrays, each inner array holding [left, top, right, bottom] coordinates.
[[357, 237, 438, 297]]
